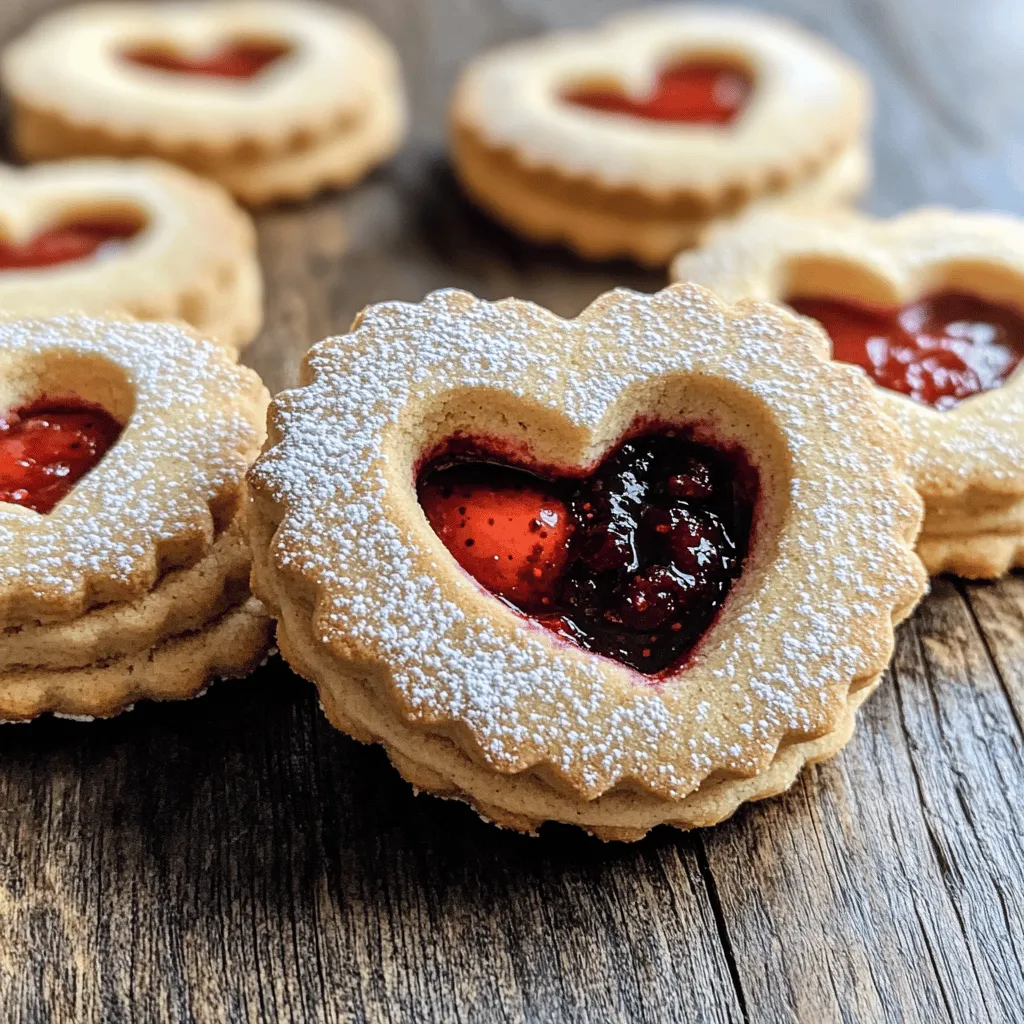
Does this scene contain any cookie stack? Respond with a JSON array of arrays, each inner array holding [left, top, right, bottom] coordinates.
[[247, 286, 926, 839], [0, 317, 272, 721], [1, 0, 406, 205], [451, 6, 871, 265]]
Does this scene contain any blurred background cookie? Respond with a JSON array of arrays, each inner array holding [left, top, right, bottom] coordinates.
[[0, 159, 261, 349], [674, 206, 1024, 578], [450, 5, 870, 265], [2, 0, 407, 205]]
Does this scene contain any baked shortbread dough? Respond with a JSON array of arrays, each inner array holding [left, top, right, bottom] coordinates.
[[674, 207, 1024, 578], [451, 5, 871, 265], [0, 159, 261, 349], [3, 0, 406, 205], [0, 316, 273, 719], [248, 284, 926, 839]]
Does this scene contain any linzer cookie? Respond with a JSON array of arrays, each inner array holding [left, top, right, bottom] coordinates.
[[673, 207, 1024, 578], [247, 284, 926, 839], [0, 159, 261, 350], [450, 6, 871, 265], [0, 316, 272, 720], [2, 0, 406, 205]]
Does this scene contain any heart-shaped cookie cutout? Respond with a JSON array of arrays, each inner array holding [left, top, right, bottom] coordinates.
[[122, 38, 291, 80], [563, 61, 752, 126], [248, 286, 926, 813], [788, 291, 1024, 410], [418, 430, 754, 674], [0, 396, 123, 514], [0, 214, 142, 271]]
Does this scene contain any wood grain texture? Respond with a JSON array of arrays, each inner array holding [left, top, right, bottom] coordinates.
[[1, 0, 1023, 1021]]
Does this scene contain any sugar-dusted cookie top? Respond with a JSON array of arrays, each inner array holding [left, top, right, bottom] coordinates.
[[0, 316, 268, 625], [674, 207, 1024, 505], [0, 159, 260, 348], [249, 284, 924, 804]]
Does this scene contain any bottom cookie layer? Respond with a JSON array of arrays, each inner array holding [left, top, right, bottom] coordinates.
[[917, 531, 1024, 578], [0, 597, 271, 721], [453, 132, 870, 266], [13, 88, 406, 207], [275, 613, 876, 841]]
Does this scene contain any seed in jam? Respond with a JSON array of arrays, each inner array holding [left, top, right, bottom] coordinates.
[[417, 433, 754, 676], [0, 398, 124, 514], [563, 61, 753, 126], [789, 291, 1024, 410]]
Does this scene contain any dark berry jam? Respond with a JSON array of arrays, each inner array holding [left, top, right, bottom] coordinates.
[[123, 40, 291, 79], [789, 291, 1024, 410], [0, 397, 123, 514], [418, 431, 755, 676], [563, 62, 752, 126]]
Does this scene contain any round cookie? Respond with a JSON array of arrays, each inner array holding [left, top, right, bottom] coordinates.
[[450, 5, 871, 265], [0, 315, 272, 720], [0, 159, 261, 349], [247, 284, 926, 838], [2, 0, 407, 205], [673, 206, 1024, 578]]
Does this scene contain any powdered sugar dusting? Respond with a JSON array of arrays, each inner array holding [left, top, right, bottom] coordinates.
[[252, 284, 925, 800], [0, 315, 265, 620]]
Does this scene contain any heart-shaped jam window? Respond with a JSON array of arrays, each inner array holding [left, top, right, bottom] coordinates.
[[0, 397, 123, 514], [418, 431, 755, 676], [0, 217, 142, 271], [788, 291, 1024, 410], [563, 61, 753, 126], [122, 39, 291, 79]]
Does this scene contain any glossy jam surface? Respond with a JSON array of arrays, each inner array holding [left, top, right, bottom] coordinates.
[[123, 40, 290, 79], [0, 398, 123, 514], [563, 62, 752, 125], [789, 292, 1024, 410], [0, 219, 141, 270], [418, 432, 754, 676]]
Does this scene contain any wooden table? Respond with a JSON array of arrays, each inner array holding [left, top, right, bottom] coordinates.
[[2, 0, 1024, 1021]]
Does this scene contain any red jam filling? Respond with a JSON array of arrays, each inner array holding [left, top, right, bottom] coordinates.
[[123, 40, 290, 79], [563, 62, 752, 125], [418, 432, 755, 676], [0, 219, 141, 270], [0, 398, 123, 514], [789, 292, 1024, 410]]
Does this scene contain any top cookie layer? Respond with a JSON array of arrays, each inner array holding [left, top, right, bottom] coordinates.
[[452, 5, 870, 208], [248, 284, 924, 803], [2, 0, 402, 156], [0, 316, 268, 626], [673, 207, 1024, 505], [0, 159, 260, 349]]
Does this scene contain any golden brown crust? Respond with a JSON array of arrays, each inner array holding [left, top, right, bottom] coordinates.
[[3, 1, 407, 202], [0, 597, 271, 722], [0, 515, 251, 670], [453, 124, 869, 266], [673, 206, 1024, 577], [247, 284, 926, 836]]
